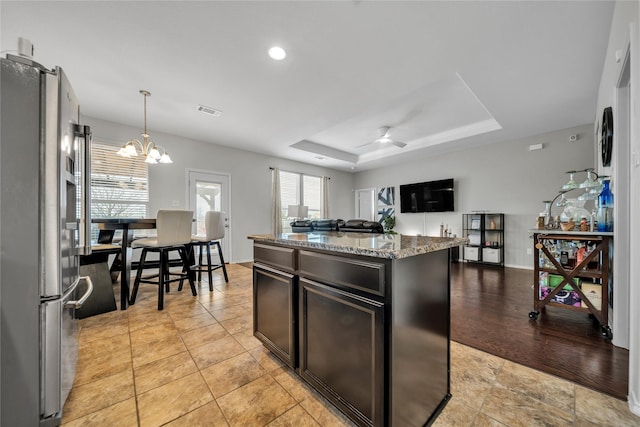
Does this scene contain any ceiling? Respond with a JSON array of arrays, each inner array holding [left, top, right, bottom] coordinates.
[[1, 1, 614, 172]]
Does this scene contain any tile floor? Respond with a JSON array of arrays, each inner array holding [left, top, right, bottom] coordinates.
[[61, 263, 639, 427]]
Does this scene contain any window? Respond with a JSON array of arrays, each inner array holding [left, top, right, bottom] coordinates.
[[194, 180, 221, 235], [90, 141, 149, 242], [280, 171, 321, 231]]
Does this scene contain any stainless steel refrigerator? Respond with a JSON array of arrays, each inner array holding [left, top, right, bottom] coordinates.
[[1, 54, 93, 426]]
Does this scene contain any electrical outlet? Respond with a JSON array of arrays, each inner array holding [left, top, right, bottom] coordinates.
[[526, 248, 532, 255]]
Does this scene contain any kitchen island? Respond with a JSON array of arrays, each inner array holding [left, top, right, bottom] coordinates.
[[248, 232, 466, 427]]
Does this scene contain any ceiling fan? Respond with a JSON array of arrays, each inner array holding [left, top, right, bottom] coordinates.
[[358, 126, 407, 149]]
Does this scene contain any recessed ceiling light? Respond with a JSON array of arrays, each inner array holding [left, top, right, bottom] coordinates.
[[268, 46, 286, 60]]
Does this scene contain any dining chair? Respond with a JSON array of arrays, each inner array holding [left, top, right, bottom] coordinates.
[[191, 211, 229, 291], [130, 210, 196, 310]]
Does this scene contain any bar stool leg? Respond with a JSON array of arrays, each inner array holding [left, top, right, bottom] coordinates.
[[197, 243, 204, 282], [131, 248, 148, 304], [178, 246, 197, 296], [158, 249, 167, 310], [165, 266, 171, 293], [206, 242, 213, 291], [215, 241, 229, 282]]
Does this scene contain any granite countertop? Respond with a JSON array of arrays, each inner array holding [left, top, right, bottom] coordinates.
[[248, 232, 468, 259]]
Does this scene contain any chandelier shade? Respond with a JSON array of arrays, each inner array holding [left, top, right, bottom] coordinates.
[[116, 90, 172, 164]]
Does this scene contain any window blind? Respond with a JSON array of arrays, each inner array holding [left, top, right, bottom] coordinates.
[[278, 170, 321, 231], [91, 141, 149, 220]]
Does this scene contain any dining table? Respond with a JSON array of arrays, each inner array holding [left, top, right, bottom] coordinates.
[[91, 218, 157, 309]]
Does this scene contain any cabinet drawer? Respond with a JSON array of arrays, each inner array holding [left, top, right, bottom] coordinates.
[[299, 250, 386, 297], [254, 243, 297, 273]]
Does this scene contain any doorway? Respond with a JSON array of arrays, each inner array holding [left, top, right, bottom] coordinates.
[[355, 188, 375, 221], [187, 170, 231, 262], [612, 40, 631, 350]]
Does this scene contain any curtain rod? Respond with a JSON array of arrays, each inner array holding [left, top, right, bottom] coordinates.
[[269, 166, 331, 179]]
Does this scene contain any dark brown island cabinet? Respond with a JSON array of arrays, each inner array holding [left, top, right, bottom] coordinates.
[[249, 233, 467, 426]]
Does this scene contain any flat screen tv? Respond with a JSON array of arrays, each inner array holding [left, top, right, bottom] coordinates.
[[399, 178, 455, 213]]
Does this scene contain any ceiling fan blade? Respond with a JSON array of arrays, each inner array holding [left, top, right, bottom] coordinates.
[[357, 127, 406, 150], [379, 126, 391, 139], [356, 141, 375, 148], [391, 140, 407, 148]]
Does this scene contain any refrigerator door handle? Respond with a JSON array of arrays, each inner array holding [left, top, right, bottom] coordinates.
[[75, 124, 92, 256], [64, 276, 93, 309]]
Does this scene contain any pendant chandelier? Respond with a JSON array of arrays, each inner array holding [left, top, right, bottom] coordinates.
[[117, 90, 172, 164]]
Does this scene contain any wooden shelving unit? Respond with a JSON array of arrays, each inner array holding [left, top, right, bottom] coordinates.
[[530, 231, 613, 339]]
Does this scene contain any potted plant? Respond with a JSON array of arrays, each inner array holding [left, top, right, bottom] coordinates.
[[381, 214, 396, 234]]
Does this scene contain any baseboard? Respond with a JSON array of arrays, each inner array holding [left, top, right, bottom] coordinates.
[[505, 263, 533, 270], [455, 262, 532, 270], [236, 261, 254, 269], [628, 389, 640, 416]]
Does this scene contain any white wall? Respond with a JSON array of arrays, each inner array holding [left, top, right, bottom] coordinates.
[[596, 0, 640, 414], [354, 124, 594, 269], [82, 117, 356, 263]]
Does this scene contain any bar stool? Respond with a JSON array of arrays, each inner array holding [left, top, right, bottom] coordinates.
[[130, 210, 197, 310], [191, 211, 229, 291]]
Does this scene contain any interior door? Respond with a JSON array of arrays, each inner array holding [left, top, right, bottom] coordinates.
[[187, 170, 230, 262], [355, 188, 375, 221]]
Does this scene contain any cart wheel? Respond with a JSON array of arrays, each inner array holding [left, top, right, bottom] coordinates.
[[601, 326, 613, 340], [529, 311, 539, 320]]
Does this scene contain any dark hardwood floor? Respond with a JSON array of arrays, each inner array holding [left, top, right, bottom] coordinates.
[[450, 261, 629, 400]]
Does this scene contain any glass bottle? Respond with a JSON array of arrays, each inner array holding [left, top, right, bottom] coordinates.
[[576, 243, 586, 265], [597, 178, 614, 232], [540, 201, 552, 228]]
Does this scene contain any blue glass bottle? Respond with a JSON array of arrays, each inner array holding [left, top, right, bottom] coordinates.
[[597, 179, 613, 232]]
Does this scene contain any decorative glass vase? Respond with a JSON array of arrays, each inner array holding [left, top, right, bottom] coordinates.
[[560, 199, 591, 224]]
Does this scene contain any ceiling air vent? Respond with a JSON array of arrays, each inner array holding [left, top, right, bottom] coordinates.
[[197, 105, 223, 117]]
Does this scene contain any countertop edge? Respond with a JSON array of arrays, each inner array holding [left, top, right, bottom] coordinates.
[[248, 233, 468, 259]]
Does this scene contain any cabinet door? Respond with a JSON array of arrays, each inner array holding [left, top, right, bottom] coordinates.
[[253, 264, 297, 368], [299, 278, 385, 427]]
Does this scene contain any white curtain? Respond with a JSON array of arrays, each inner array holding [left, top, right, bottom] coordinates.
[[271, 168, 282, 234], [321, 176, 330, 218]]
